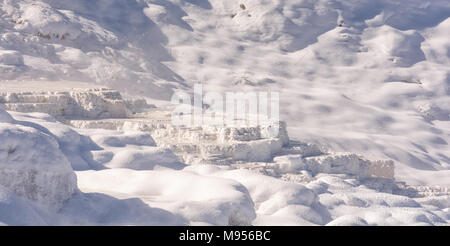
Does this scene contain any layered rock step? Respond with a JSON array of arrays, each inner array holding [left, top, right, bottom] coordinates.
[[0, 89, 129, 120], [0, 81, 153, 120], [70, 116, 290, 164], [232, 141, 394, 182], [0, 83, 395, 180], [69, 116, 395, 181]]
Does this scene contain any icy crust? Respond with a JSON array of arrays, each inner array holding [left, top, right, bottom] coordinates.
[[274, 153, 394, 180], [70, 117, 289, 164], [0, 87, 289, 163], [0, 121, 76, 210], [150, 122, 290, 146], [69, 117, 289, 144], [0, 88, 129, 120], [233, 143, 395, 181]]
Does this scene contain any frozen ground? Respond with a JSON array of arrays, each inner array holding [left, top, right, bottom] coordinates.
[[0, 0, 449, 225], [0, 90, 448, 226]]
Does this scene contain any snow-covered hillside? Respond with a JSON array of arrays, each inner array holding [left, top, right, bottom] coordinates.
[[0, 0, 449, 225], [0, 107, 448, 225]]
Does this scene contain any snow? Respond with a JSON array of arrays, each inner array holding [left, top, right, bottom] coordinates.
[[0, 108, 14, 123], [105, 148, 184, 170], [0, 0, 449, 225], [76, 168, 256, 226], [313, 174, 448, 226], [422, 18, 450, 64], [89, 130, 156, 147], [201, 167, 328, 225], [0, 50, 24, 66], [0, 120, 76, 210], [0, 184, 53, 225], [0, 110, 447, 225], [0, 86, 131, 120]]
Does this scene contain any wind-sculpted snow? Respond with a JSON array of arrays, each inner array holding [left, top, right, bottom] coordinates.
[[0, 0, 449, 225]]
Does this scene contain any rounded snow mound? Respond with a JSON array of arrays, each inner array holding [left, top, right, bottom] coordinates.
[[89, 131, 156, 148], [0, 123, 77, 209], [77, 168, 257, 226], [326, 215, 369, 226], [106, 148, 184, 170]]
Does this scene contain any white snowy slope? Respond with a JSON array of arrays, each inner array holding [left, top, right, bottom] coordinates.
[[1, 0, 449, 184], [0, 108, 448, 225], [0, 0, 449, 225]]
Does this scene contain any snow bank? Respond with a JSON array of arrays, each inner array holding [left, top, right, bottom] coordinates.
[[9, 111, 101, 170], [59, 190, 187, 226], [76, 168, 256, 226], [0, 50, 24, 66], [88, 130, 156, 148], [9, 112, 185, 171], [185, 165, 330, 225], [81, 128, 183, 170], [326, 215, 369, 226], [106, 148, 184, 170], [216, 169, 318, 210], [0, 123, 76, 209], [0, 183, 187, 226]]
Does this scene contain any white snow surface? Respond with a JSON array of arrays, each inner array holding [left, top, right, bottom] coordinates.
[[0, 109, 76, 210], [0, 109, 448, 225], [0, 0, 449, 225], [0, 0, 449, 183]]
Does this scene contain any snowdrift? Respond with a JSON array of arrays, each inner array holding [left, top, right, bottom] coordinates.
[[0, 109, 76, 209]]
